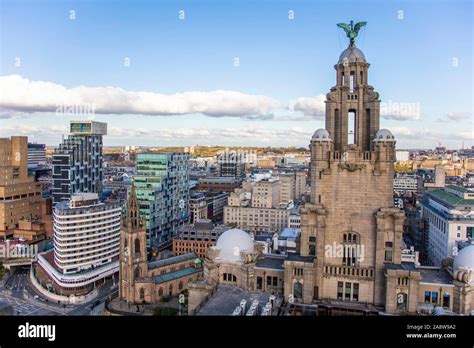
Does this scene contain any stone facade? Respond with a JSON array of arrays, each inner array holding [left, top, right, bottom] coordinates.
[[119, 186, 203, 305]]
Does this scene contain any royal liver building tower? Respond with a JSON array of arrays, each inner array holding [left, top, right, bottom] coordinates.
[[284, 21, 409, 311]]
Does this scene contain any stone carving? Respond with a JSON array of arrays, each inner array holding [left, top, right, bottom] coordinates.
[[206, 247, 220, 261], [338, 163, 366, 172], [454, 268, 473, 284], [365, 87, 379, 102]]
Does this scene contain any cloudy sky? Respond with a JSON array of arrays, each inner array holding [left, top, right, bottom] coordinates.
[[0, 0, 472, 148]]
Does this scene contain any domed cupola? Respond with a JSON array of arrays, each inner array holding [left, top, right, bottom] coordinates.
[[311, 128, 332, 142], [338, 45, 366, 64], [373, 129, 395, 142]]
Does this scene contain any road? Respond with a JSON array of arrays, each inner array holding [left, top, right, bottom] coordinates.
[[1, 266, 118, 316]]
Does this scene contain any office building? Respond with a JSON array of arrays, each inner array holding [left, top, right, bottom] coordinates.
[[172, 220, 230, 259], [134, 152, 190, 246], [0, 136, 42, 240], [421, 185, 474, 266], [27, 143, 46, 168]]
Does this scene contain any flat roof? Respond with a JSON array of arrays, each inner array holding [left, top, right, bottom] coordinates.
[[148, 252, 197, 270], [427, 189, 474, 207], [255, 255, 285, 270], [195, 285, 283, 315], [418, 267, 453, 285], [153, 266, 202, 284]]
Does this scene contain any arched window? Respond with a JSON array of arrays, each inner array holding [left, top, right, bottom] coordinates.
[[178, 281, 183, 291], [134, 266, 141, 280], [139, 288, 145, 300], [397, 292, 407, 310], [169, 284, 173, 296], [293, 282, 303, 300], [158, 288, 163, 296], [135, 238, 140, 254]]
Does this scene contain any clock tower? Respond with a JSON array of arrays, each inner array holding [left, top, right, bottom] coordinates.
[[284, 22, 407, 309]]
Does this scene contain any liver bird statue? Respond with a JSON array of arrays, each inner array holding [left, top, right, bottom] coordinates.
[[337, 20, 367, 46]]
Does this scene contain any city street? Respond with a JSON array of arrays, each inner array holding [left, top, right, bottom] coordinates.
[[1, 266, 118, 316]]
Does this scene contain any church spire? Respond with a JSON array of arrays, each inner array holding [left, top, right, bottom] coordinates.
[[125, 184, 141, 229]]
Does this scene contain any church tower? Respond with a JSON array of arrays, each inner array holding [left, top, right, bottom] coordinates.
[[119, 185, 148, 304], [285, 21, 409, 311]]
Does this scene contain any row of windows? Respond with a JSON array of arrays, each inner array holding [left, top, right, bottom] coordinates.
[[337, 281, 359, 302], [324, 266, 374, 278]]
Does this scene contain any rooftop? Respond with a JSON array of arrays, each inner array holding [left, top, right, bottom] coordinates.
[[280, 228, 301, 240], [148, 252, 198, 270], [418, 267, 453, 285], [195, 285, 283, 315], [427, 188, 474, 207], [153, 266, 202, 284], [255, 255, 286, 270], [286, 253, 315, 263]]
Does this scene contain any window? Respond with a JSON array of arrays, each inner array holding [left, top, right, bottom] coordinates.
[[134, 238, 140, 254], [385, 241, 393, 262], [345, 282, 351, 301], [267, 276, 272, 287], [272, 277, 278, 287], [349, 71, 355, 92], [431, 291, 438, 304], [139, 288, 145, 300], [467, 227, 473, 239], [337, 282, 343, 300], [442, 293, 450, 308], [134, 266, 141, 280], [256, 276, 263, 290], [352, 283, 359, 301], [348, 111, 356, 144], [293, 282, 303, 300], [397, 293, 407, 310]]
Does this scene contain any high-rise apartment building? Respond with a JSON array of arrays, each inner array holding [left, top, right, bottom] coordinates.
[[0, 136, 42, 240], [52, 120, 106, 205], [34, 192, 121, 295], [134, 152, 190, 246]]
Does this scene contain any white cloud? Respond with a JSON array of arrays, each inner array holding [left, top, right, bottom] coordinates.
[[437, 111, 473, 122], [0, 75, 280, 118], [288, 95, 326, 118]]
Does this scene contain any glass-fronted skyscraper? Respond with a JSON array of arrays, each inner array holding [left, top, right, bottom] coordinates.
[[52, 121, 106, 205], [134, 152, 190, 248]]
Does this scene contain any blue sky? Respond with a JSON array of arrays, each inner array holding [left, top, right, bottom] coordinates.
[[0, 0, 472, 148]]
